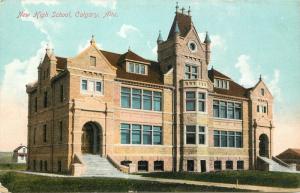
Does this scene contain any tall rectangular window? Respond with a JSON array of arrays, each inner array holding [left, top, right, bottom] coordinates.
[[120, 124, 130, 144], [153, 92, 162, 111], [227, 102, 234, 119], [198, 126, 205, 144], [213, 100, 219, 117], [132, 124, 141, 144], [43, 124, 47, 143], [214, 161, 222, 170], [235, 132, 242, 148], [96, 82, 102, 92], [129, 63, 134, 73], [34, 97, 37, 112], [228, 131, 235, 147], [43, 91, 48, 108], [33, 128, 36, 145], [143, 90, 152, 110], [60, 85, 64, 102], [90, 56, 96, 66], [237, 160, 244, 170], [221, 131, 227, 147], [235, 103, 242, 119], [226, 161, 233, 170], [143, 125, 152, 145], [220, 101, 227, 118], [186, 92, 196, 111], [186, 126, 196, 144], [185, 64, 198, 79], [132, 89, 142, 109], [214, 131, 220, 147], [81, 80, 87, 91], [153, 126, 162, 145], [198, 92, 206, 112], [59, 121, 63, 142], [121, 87, 131, 108]]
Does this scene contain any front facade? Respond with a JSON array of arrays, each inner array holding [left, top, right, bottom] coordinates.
[[26, 8, 274, 174]]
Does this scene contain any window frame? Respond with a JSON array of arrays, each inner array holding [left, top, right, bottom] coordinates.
[[213, 99, 242, 120], [185, 125, 207, 146], [127, 62, 147, 75], [80, 78, 104, 95], [185, 90, 207, 113], [213, 130, 243, 148], [184, 64, 198, 80]]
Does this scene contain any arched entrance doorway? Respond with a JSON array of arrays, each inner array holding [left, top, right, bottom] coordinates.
[[259, 134, 269, 157], [81, 122, 102, 155]]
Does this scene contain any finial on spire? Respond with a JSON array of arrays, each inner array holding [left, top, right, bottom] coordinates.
[[175, 2, 179, 13], [128, 46, 131, 51], [181, 7, 185, 14], [259, 74, 262, 81], [211, 65, 214, 70], [188, 6, 191, 16], [157, 30, 163, 44], [90, 35, 96, 45], [174, 20, 180, 34], [204, 31, 211, 44], [46, 43, 51, 55]]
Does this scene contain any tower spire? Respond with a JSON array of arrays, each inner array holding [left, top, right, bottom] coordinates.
[[174, 20, 180, 34], [90, 35, 96, 45], [188, 6, 191, 16], [204, 31, 211, 44], [175, 2, 179, 13], [157, 30, 163, 44]]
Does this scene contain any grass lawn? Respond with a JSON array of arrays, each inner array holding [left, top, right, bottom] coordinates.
[[0, 163, 26, 170], [141, 170, 300, 188], [0, 152, 12, 163], [0, 172, 251, 192]]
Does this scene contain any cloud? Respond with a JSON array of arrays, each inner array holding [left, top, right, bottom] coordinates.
[[89, 0, 117, 9], [117, 24, 140, 39], [234, 54, 256, 87], [199, 33, 226, 50], [0, 41, 49, 151], [21, 0, 59, 5], [77, 39, 102, 53], [268, 69, 281, 101]]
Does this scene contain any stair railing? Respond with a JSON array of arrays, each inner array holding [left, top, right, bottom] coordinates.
[[106, 155, 129, 173]]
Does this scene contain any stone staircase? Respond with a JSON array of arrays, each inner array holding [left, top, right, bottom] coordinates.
[[81, 154, 129, 177], [258, 156, 298, 173]]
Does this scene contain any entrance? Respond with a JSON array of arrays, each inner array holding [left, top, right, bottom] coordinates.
[[187, 160, 194, 171], [259, 134, 269, 157], [81, 122, 101, 155], [200, 160, 206, 172]]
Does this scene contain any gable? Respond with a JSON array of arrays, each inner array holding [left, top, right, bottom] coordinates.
[[251, 80, 273, 100], [71, 44, 117, 75], [183, 27, 206, 56]]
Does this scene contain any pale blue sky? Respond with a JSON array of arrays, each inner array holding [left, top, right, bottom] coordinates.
[[0, 0, 299, 151]]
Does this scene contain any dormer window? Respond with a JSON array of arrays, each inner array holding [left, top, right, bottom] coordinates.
[[128, 62, 146, 75], [185, 64, 198, 80], [90, 56, 96, 66], [214, 79, 229, 90]]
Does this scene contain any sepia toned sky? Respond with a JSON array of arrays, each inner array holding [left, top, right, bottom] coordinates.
[[0, 0, 299, 154]]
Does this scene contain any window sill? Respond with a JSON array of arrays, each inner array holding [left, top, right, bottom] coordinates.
[[118, 144, 165, 147], [120, 108, 163, 114], [184, 144, 208, 147], [184, 111, 207, 114], [213, 117, 242, 122], [211, 147, 243, 149]]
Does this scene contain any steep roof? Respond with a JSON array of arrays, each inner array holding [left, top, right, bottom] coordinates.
[[277, 148, 300, 160], [168, 12, 192, 40], [101, 50, 163, 85], [119, 50, 150, 64], [208, 68, 248, 98], [13, 145, 26, 152], [56, 56, 67, 69]]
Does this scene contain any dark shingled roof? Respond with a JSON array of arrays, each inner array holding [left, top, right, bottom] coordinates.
[[277, 149, 300, 160], [101, 50, 163, 85], [168, 12, 192, 40], [208, 69, 248, 98], [119, 50, 150, 64], [56, 56, 67, 69]]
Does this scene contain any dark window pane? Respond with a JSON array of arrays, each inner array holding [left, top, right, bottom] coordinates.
[[198, 101, 205, 112], [221, 131, 227, 147], [153, 126, 162, 145], [226, 161, 233, 170], [214, 161, 222, 170], [143, 125, 152, 144], [121, 87, 131, 108], [132, 125, 141, 144], [236, 132, 242, 148], [121, 124, 130, 144], [199, 134, 205, 144], [143, 90, 152, 110], [132, 89, 141, 109], [237, 160, 244, 170]]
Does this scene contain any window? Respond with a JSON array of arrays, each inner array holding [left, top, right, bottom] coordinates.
[[214, 79, 229, 90], [143, 90, 152, 110], [214, 161, 222, 171], [40, 160, 43, 171], [186, 92, 196, 111], [59, 121, 63, 142], [153, 126, 162, 145], [57, 160, 62, 172], [60, 85, 64, 102], [43, 124, 47, 143], [90, 56, 96, 66], [120, 124, 162, 145], [88, 81, 94, 92], [43, 91, 48, 108], [132, 124, 141, 144], [121, 87, 131, 108], [153, 92, 162, 111], [143, 125, 152, 145], [198, 126, 205, 144], [198, 92, 206, 112], [220, 101, 227, 118], [96, 81, 102, 92], [263, 106, 267, 113], [237, 160, 244, 170], [81, 80, 88, 91], [185, 64, 198, 79], [214, 130, 243, 148], [121, 87, 162, 111], [33, 160, 36, 171], [120, 124, 130, 144], [213, 100, 242, 120], [186, 126, 196, 144], [34, 97, 37, 112], [221, 131, 227, 147], [154, 161, 164, 171], [33, 128, 36, 145], [226, 161, 233, 170], [132, 89, 142, 109], [128, 62, 146, 75], [261, 88, 265, 96], [121, 160, 132, 167], [44, 160, 48, 172], [138, 161, 148, 171], [187, 160, 194, 171]]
